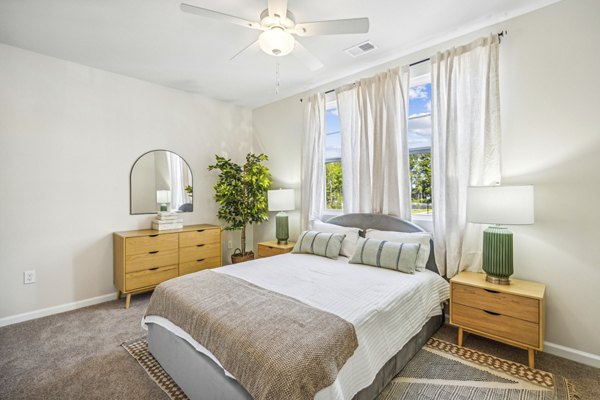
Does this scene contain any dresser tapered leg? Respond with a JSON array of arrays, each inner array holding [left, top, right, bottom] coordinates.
[[528, 349, 535, 369], [116, 290, 121, 300], [125, 293, 131, 309], [458, 327, 464, 346]]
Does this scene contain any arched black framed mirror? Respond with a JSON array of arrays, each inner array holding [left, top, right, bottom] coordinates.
[[130, 150, 193, 215]]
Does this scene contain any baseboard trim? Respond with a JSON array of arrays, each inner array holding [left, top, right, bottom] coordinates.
[[0, 292, 117, 328], [3, 298, 600, 368], [544, 341, 600, 368], [444, 316, 600, 368]]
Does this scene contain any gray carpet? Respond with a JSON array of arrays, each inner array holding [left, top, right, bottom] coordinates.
[[1, 293, 598, 399]]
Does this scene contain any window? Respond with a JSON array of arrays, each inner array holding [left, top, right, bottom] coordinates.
[[325, 95, 343, 211], [323, 72, 433, 215], [408, 75, 433, 216]]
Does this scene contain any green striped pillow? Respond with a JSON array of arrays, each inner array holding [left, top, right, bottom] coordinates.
[[292, 231, 346, 259], [349, 237, 420, 274]]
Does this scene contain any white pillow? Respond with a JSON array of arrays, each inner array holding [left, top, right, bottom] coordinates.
[[310, 220, 361, 258], [365, 229, 432, 271]]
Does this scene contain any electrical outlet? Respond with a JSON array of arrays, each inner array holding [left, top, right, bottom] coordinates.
[[23, 270, 36, 284], [227, 240, 233, 249]]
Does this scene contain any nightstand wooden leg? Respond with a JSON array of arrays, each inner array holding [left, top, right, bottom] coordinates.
[[528, 349, 535, 369], [458, 327, 464, 346], [116, 290, 122, 300], [125, 293, 131, 309]]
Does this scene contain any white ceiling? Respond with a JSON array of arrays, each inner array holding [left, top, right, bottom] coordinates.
[[0, 0, 559, 108]]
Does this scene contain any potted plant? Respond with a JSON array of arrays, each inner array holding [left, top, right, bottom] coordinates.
[[208, 153, 272, 263]]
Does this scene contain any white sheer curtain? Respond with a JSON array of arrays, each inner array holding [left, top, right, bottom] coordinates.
[[431, 35, 502, 278], [301, 93, 326, 230], [335, 66, 412, 218], [168, 153, 192, 210]]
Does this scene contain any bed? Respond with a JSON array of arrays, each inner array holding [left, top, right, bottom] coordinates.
[[143, 213, 449, 400]]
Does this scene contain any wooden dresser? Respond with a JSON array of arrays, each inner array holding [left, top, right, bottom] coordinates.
[[114, 224, 221, 308], [450, 272, 545, 368]]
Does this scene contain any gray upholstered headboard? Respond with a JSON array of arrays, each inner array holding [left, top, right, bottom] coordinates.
[[326, 213, 439, 275]]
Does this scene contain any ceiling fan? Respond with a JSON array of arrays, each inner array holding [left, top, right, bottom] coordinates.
[[180, 0, 369, 71]]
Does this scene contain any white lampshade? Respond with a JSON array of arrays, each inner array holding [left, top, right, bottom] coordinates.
[[156, 190, 171, 204], [268, 189, 295, 212], [467, 185, 534, 225], [259, 28, 295, 56]]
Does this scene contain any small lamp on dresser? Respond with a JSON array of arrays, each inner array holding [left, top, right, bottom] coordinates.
[[156, 190, 171, 212], [267, 189, 295, 245], [467, 185, 534, 284]]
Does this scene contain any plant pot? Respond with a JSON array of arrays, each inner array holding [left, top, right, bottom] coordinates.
[[231, 251, 254, 264]]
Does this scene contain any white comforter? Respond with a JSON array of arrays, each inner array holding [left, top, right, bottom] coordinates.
[[143, 253, 449, 400]]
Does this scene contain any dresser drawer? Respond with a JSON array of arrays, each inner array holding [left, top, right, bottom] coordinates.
[[125, 265, 178, 291], [179, 229, 220, 247], [452, 283, 539, 323], [452, 303, 539, 348], [126, 234, 178, 255], [125, 248, 178, 273], [179, 257, 222, 275], [179, 243, 220, 263]]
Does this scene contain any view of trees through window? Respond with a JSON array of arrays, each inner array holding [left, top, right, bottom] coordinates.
[[408, 80, 432, 214], [324, 78, 432, 214], [325, 99, 343, 210]]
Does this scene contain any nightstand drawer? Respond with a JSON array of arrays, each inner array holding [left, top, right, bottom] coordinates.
[[258, 245, 285, 258], [125, 248, 178, 273], [126, 234, 178, 255], [125, 265, 178, 291], [179, 257, 221, 275], [452, 303, 539, 348], [452, 283, 539, 323], [179, 229, 220, 247], [179, 242, 220, 263]]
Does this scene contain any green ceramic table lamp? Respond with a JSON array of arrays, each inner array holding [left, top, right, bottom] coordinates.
[[467, 185, 534, 285], [156, 190, 171, 212], [267, 189, 295, 244]]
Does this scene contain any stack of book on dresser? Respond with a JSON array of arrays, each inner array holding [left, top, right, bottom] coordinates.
[[152, 211, 183, 231]]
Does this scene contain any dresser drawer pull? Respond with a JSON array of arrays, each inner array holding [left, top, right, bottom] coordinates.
[[196, 244, 205, 247], [149, 267, 159, 271], [483, 310, 501, 316], [268, 246, 274, 249], [484, 289, 500, 294], [196, 258, 206, 262], [148, 251, 159, 254], [149, 234, 159, 237], [196, 229, 205, 232]]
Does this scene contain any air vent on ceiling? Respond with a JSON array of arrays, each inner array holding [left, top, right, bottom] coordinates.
[[344, 41, 377, 57]]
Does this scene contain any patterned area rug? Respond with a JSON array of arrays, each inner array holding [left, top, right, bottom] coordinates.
[[378, 337, 579, 400], [122, 336, 578, 400]]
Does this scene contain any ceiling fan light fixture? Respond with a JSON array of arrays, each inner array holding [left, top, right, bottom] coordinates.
[[259, 27, 294, 57]]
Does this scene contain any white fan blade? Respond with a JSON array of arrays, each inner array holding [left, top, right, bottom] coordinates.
[[268, 0, 288, 19], [294, 18, 369, 36], [180, 3, 263, 30], [293, 40, 323, 71], [230, 40, 260, 61]]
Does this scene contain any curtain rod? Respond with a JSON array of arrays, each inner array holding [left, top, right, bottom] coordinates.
[[300, 30, 507, 102]]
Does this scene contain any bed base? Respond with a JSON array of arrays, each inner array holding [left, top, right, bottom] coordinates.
[[147, 314, 443, 400]]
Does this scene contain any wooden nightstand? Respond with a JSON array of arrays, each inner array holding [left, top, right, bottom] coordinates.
[[257, 240, 295, 258], [450, 272, 545, 368]]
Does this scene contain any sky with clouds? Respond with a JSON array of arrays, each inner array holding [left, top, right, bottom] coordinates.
[[325, 82, 432, 159]]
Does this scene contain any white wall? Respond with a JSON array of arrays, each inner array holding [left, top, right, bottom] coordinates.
[[0, 43, 253, 319], [253, 95, 303, 248], [252, 0, 600, 358]]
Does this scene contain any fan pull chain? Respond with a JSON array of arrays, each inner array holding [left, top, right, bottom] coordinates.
[[275, 62, 280, 95]]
